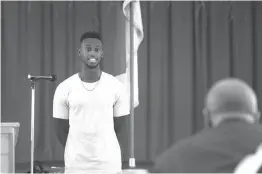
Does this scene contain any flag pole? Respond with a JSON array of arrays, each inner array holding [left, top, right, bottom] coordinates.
[[128, 0, 136, 168]]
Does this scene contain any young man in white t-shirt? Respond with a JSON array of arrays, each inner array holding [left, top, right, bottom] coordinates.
[[53, 31, 129, 174]]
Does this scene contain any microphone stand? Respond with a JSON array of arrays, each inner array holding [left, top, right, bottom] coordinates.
[[28, 74, 56, 174], [29, 78, 36, 174]]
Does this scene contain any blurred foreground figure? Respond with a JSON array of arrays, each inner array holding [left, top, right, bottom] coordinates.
[[234, 143, 262, 174], [150, 78, 262, 173]]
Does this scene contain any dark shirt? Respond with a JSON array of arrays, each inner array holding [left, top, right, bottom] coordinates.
[[151, 120, 262, 173]]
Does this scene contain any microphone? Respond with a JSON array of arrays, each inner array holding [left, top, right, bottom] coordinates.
[[28, 74, 56, 81]]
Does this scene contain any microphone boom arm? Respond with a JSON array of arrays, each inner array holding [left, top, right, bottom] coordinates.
[[27, 74, 56, 81]]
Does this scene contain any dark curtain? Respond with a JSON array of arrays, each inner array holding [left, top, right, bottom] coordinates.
[[2, 1, 262, 165]]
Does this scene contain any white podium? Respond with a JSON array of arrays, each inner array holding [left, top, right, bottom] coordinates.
[[1, 122, 20, 173]]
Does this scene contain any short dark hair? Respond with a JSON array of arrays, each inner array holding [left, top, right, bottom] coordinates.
[[80, 31, 102, 43]]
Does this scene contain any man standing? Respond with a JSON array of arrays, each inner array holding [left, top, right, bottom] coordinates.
[[151, 78, 262, 173], [53, 31, 129, 174]]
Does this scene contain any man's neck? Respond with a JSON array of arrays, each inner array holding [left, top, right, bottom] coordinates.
[[79, 64, 102, 83], [212, 113, 256, 127]]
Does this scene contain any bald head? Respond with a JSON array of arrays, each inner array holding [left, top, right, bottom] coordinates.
[[205, 78, 259, 125]]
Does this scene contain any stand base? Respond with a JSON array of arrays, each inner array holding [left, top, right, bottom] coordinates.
[[123, 169, 148, 174], [129, 158, 136, 168]]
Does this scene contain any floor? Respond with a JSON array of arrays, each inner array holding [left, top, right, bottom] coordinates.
[[16, 161, 154, 173]]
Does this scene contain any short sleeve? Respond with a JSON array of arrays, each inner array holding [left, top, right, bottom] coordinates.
[[53, 84, 69, 119], [113, 81, 130, 117]]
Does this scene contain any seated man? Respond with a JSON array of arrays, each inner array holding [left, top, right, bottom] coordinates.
[[150, 78, 262, 173]]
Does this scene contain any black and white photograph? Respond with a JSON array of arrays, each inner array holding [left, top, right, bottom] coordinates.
[[1, 0, 262, 173]]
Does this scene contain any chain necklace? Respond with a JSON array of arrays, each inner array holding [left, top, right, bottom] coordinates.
[[79, 73, 102, 92]]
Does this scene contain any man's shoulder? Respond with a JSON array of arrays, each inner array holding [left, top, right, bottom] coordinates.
[[102, 72, 123, 86], [56, 73, 78, 91], [159, 136, 196, 159], [160, 131, 210, 158], [151, 137, 195, 172], [173, 136, 198, 152]]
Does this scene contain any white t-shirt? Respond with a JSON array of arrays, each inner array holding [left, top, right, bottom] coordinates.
[[53, 72, 129, 174]]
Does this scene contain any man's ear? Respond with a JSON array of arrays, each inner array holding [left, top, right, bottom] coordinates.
[[203, 108, 212, 128], [78, 49, 81, 56]]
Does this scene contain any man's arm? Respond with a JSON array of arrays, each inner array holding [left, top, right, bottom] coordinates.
[[113, 80, 130, 161], [114, 115, 128, 153], [114, 115, 128, 161], [114, 115, 128, 136], [53, 84, 69, 149], [53, 118, 69, 148]]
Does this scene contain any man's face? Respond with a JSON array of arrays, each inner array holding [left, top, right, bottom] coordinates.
[[79, 38, 103, 69]]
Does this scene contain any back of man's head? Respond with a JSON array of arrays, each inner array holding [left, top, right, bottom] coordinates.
[[204, 78, 260, 127]]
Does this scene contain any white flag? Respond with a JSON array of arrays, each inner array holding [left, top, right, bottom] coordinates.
[[116, 0, 144, 108]]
